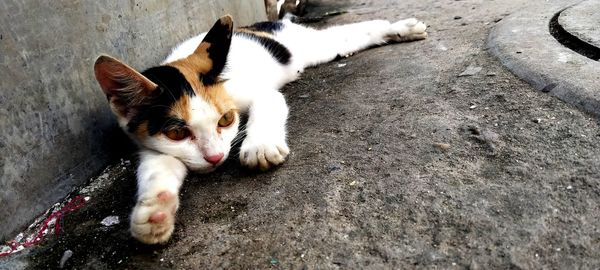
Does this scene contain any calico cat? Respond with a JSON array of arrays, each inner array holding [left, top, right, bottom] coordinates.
[[265, 0, 308, 21], [94, 15, 427, 244]]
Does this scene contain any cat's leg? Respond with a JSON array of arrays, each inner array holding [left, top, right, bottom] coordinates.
[[284, 18, 427, 67], [130, 150, 187, 244], [265, 0, 279, 21], [386, 18, 429, 43], [239, 90, 290, 170]]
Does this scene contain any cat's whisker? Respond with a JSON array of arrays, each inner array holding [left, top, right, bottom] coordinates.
[[230, 136, 245, 145], [147, 104, 172, 110]]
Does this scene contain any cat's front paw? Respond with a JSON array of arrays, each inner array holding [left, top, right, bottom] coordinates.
[[388, 18, 428, 42], [130, 190, 178, 244], [240, 137, 290, 170]]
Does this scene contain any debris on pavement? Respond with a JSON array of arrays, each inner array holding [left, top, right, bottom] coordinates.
[[433, 143, 451, 151], [0, 195, 87, 257], [100, 216, 120, 227], [458, 65, 483, 77], [58, 250, 73, 268]]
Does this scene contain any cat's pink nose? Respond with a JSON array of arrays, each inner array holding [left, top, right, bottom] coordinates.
[[204, 153, 224, 165]]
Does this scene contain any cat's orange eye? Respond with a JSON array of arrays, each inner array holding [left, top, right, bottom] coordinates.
[[164, 127, 191, 141], [218, 111, 235, 127]]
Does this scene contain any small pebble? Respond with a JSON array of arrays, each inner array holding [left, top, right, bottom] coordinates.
[[459, 65, 482, 77], [469, 105, 477, 109], [433, 143, 451, 151], [100, 216, 120, 226], [532, 118, 541, 123], [566, 185, 573, 190], [59, 250, 73, 268], [468, 126, 481, 135]]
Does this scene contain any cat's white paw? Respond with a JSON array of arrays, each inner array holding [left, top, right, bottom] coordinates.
[[388, 18, 428, 42], [130, 190, 178, 244], [240, 137, 290, 170]]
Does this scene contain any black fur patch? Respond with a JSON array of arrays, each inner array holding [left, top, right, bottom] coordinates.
[[241, 21, 284, 33], [202, 18, 233, 85], [235, 32, 291, 65], [127, 66, 195, 135]]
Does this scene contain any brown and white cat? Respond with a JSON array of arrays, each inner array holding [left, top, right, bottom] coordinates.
[[265, 0, 308, 21], [94, 15, 427, 244]]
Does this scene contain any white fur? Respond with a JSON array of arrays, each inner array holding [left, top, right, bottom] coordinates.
[[130, 150, 187, 244], [131, 17, 427, 244], [141, 97, 238, 172]]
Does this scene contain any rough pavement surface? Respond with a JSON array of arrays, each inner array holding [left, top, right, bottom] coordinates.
[[488, 0, 600, 118], [2, 0, 600, 269]]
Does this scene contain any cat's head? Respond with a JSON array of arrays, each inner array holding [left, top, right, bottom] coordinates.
[[94, 16, 238, 172]]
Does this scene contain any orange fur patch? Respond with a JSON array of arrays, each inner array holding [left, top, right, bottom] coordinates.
[[205, 84, 237, 115], [167, 45, 237, 116], [134, 120, 149, 138], [168, 53, 213, 94], [169, 94, 191, 122]]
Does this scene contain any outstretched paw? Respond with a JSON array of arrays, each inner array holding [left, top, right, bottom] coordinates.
[[240, 137, 290, 170], [388, 18, 428, 42], [130, 190, 178, 244]]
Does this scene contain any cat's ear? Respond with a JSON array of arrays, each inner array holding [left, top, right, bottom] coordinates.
[[194, 15, 233, 85], [94, 55, 157, 118]]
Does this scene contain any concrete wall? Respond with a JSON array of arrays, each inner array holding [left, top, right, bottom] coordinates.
[[0, 0, 266, 241]]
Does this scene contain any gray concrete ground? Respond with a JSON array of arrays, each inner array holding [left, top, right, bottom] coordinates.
[[2, 0, 600, 269], [488, 0, 600, 120], [559, 0, 600, 49]]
